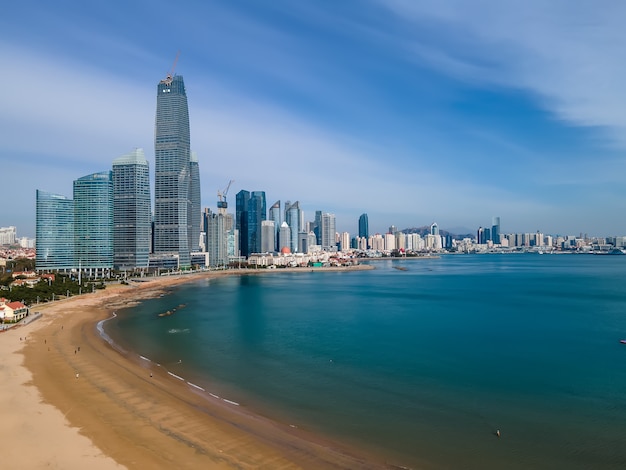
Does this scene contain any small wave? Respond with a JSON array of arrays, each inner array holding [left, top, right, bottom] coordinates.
[[96, 312, 127, 354], [167, 328, 190, 334], [167, 372, 185, 381]]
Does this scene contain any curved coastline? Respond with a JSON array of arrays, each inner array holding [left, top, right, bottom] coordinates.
[[17, 266, 396, 470]]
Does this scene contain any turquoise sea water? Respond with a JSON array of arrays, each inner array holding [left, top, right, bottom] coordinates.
[[105, 255, 626, 469]]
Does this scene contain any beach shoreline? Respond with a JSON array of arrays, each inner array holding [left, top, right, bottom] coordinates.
[[4, 265, 400, 469]]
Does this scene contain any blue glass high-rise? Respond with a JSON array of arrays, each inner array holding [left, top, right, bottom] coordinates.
[[154, 74, 192, 268], [35, 190, 75, 271], [74, 171, 114, 276], [112, 149, 151, 270], [358, 213, 369, 239]]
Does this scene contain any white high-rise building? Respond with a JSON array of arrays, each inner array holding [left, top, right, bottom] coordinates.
[[0, 226, 17, 245]]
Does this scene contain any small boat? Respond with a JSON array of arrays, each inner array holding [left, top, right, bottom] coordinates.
[[620, 339, 626, 344]]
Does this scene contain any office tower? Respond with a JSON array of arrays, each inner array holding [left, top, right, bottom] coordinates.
[[269, 200, 281, 251], [491, 217, 501, 245], [430, 222, 439, 236], [261, 220, 275, 253], [74, 172, 114, 276], [313, 211, 322, 245], [389, 224, 397, 235], [285, 200, 301, 253], [235, 190, 266, 257], [235, 190, 250, 257], [189, 151, 201, 252], [154, 73, 192, 268], [112, 149, 151, 271], [358, 213, 369, 239], [321, 213, 336, 251], [279, 222, 291, 252], [203, 208, 228, 267], [35, 190, 74, 271], [248, 191, 266, 254]]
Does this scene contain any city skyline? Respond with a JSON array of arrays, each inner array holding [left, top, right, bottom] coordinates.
[[3, 2, 626, 237]]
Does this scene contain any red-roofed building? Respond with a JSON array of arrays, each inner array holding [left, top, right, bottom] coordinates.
[[0, 301, 29, 323]]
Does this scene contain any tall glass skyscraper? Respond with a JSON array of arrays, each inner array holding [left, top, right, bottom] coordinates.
[[285, 200, 301, 253], [74, 172, 114, 275], [154, 74, 192, 268], [358, 213, 369, 239], [236, 190, 266, 257], [35, 190, 74, 271], [269, 200, 281, 251], [189, 151, 201, 252], [236, 190, 250, 257], [491, 216, 501, 245], [112, 149, 151, 270], [248, 191, 266, 255]]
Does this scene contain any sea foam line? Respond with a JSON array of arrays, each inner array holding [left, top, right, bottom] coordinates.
[[209, 393, 220, 399], [187, 382, 205, 391], [168, 372, 185, 381], [139, 355, 151, 362], [223, 399, 240, 406]]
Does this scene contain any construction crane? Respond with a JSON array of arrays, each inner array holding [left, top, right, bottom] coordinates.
[[217, 179, 234, 212], [160, 50, 180, 86]]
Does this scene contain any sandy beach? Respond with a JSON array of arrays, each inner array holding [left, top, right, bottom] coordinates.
[[2, 267, 394, 469]]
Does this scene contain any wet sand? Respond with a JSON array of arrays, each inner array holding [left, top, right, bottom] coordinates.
[[4, 267, 397, 469]]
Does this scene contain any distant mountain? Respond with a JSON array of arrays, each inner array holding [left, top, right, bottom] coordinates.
[[400, 226, 474, 240]]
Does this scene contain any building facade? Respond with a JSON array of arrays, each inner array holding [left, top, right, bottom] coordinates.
[[74, 172, 114, 276], [269, 200, 281, 252], [358, 213, 369, 239], [112, 149, 151, 271], [261, 220, 275, 253], [154, 74, 192, 268], [203, 208, 228, 267], [35, 190, 74, 271], [189, 151, 202, 252], [321, 213, 336, 251], [285, 200, 301, 253]]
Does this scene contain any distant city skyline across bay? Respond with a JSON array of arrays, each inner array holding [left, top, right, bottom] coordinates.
[[3, 2, 626, 238]]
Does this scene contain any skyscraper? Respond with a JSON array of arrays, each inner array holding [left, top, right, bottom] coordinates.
[[321, 213, 336, 251], [285, 200, 301, 253], [261, 220, 275, 253], [248, 191, 266, 255], [491, 216, 501, 245], [189, 151, 201, 252], [358, 213, 369, 239], [203, 208, 228, 267], [235, 190, 250, 257], [279, 222, 291, 252], [35, 190, 74, 271], [74, 172, 114, 276], [112, 149, 151, 271], [154, 73, 192, 268], [269, 200, 281, 251]]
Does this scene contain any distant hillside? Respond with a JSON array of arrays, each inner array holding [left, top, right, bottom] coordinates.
[[400, 226, 473, 240]]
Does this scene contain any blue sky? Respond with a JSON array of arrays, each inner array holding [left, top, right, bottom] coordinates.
[[2, 1, 626, 238]]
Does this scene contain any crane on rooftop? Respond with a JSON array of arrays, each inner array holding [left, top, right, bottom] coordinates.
[[160, 50, 180, 86], [217, 179, 234, 213]]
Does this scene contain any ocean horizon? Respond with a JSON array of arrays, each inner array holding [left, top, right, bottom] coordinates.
[[104, 254, 626, 469]]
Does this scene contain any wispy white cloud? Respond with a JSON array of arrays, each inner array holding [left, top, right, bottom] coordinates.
[[371, 1, 626, 145]]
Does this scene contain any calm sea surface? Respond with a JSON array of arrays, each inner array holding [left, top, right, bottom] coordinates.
[[105, 254, 626, 469]]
